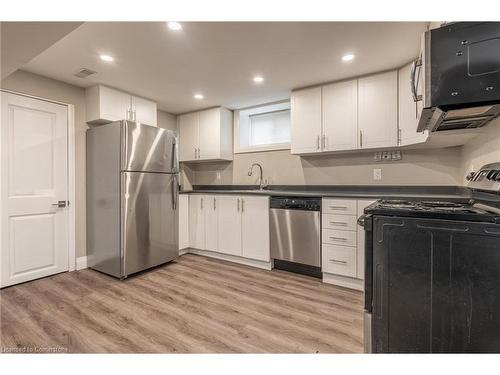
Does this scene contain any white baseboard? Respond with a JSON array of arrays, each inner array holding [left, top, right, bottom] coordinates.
[[179, 248, 189, 256], [186, 248, 272, 270], [322, 272, 364, 291], [76, 256, 88, 270]]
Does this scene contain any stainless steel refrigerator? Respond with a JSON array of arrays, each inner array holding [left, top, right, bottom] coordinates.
[[87, 121, 179, 278]]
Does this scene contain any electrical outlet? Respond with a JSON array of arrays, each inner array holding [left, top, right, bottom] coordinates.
[[391, 150, 402, 161], [381, 151, 391, 161], [373, 168, 382, 181]]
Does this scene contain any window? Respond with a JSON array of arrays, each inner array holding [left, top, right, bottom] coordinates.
[[235, 101, 291, 153]]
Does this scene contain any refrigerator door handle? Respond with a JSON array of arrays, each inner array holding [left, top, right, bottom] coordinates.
[[171, 137, 179, 172], [172, 174, 178, 210]]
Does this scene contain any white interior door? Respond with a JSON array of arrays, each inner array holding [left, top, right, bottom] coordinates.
[[1, 92, 69, 288]]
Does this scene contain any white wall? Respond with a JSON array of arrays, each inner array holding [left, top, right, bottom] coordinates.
[[460, 116, 500, 183], [188, 147, 463, 187]]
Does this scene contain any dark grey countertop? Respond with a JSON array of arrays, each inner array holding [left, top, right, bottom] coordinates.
[[180, 185, 472, 201]]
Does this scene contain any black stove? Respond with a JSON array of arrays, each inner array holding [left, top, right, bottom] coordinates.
[[360, 162, 500, 353], [366, 198, 500, 223]]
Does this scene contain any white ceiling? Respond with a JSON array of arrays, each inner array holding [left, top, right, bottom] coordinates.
[[22, 22, 428, 114], [1, 22, 82, 79]]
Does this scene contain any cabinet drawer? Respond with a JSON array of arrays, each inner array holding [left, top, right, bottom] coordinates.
[[322, 214, 357, 231], [322, 228, 356, 247], [322, 244, 356, 277], [322, 198, 357, 215]]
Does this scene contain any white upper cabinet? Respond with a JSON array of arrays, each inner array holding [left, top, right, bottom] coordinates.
[[178, 112, 199, 162], [131, 95, 158, 127], [398, 62, 429, 146], [358, 71, 398, 149], [198, 108, 222, 160], [86, 85, 157, 126], [178, 107, 233, 162], [291, 87, 322, 154], [241, 196, 270, 262], [322, 80, 358, 151]]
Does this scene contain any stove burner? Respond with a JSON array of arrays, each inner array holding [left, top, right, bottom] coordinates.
[[418, 201, 465, 208]]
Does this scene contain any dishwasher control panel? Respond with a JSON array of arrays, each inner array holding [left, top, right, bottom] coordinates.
[[270, 197, 321, 211]]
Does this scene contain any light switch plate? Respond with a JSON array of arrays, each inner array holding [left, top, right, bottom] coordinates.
[[373, 168, 382, 181]]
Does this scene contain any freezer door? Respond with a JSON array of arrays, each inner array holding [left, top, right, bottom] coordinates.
[[122, 121, 178, 173], [121, 172, 178, 277]]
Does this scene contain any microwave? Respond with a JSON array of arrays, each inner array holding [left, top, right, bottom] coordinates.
[[414, 22, 500, 132]]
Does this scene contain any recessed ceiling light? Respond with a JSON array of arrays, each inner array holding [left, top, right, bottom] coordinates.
[[253, 76, 264, 83], [167, 22, 182, 31], [342, 54, 355, 62], [194, 93, 204, 100], [100, 54, 114, 62]]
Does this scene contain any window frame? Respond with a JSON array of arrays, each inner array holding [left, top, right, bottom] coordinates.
[[233, 100, 291, 154]]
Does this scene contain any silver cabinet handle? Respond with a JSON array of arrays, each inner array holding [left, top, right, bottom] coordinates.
[[213, 197, 216, 210], [200, 197, 203, 209], [329, 259, 347, 265], [52, 200, 67, 208], [359, 130, 363, 148], [316, 135, 320, 150], [237, 198, 240, 212], [410, 56, 423, 102], [329, 236, 348, 241], [194, 147, 197, 159], [329, 206, 348, 210], [330, 221, 348, 226], [197, 148, 200, 159], [241, 198, 244, 212]]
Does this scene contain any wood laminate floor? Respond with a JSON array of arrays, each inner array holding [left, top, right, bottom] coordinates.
[[0, 254, 364, 353]]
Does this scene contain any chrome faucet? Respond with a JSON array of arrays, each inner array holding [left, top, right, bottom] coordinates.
[[248, 163, 267, 190]]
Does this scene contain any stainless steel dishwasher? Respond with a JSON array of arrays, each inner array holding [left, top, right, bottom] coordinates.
[[270, 196, 321, 278]]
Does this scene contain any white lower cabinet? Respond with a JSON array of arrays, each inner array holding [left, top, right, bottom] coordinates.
[[189, 195, 205, 250], [322, 244, 357, 278], [188, 194, 270, 264], [205, 195, 218, 252], [241, 196, 270, 262], [217, 196, 242, 256], [321, 198, 373, 290]]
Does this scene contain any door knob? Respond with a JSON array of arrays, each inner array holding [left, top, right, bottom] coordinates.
[[52, 200, 67, 208]]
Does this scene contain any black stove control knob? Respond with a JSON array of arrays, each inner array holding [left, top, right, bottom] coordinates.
[[493, 171, 500, 181], [466, 171, 476, 181], [487, 170, 500, 181]]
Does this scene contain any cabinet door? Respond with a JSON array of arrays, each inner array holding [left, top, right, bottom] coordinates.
[[198, 108, 221, 160], [241, 196, 270, 261], [99, 86, 131, 122], [189, 195, 205, 249], [217, 195, 242, 256], [179, 112, 199, 161], [132, 95, 158, 127], [398, 63, 428, 146], [322, 80, 358, 151], [204, 195, 218, 252], [358, 71, 398, 149], [357, 199, 376, 279], [178, 195, 190, 250], [291, 87, 322, 154]]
